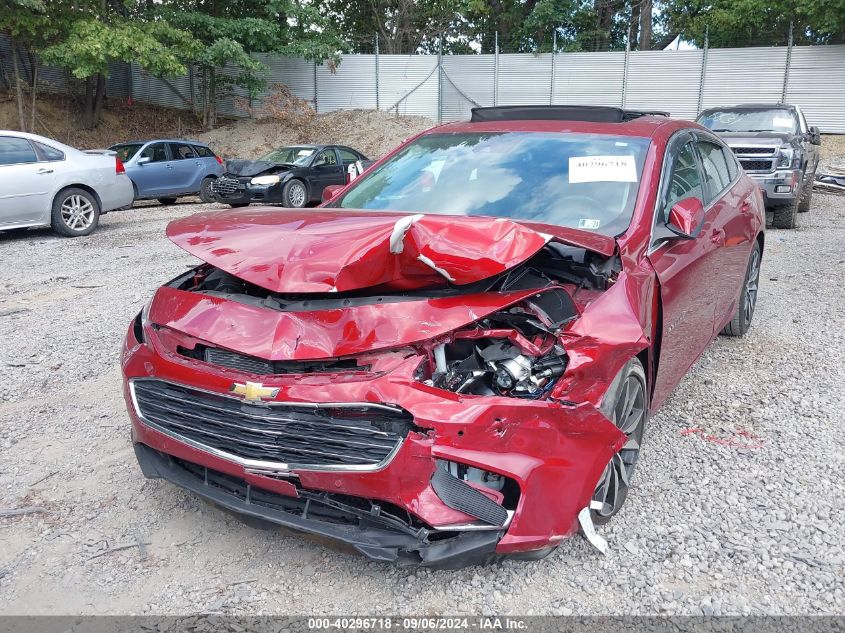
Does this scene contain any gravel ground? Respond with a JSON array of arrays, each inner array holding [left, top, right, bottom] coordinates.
[[0, 194, 844, 617]]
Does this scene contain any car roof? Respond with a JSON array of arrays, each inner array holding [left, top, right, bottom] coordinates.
[[429, 116, 682, 140], [0, 130, 80, 154], [700, 103, 796, 112], [112, 139, 211, 146]]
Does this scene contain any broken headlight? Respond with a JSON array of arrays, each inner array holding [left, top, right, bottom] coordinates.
[[425, 339, 567, 399]]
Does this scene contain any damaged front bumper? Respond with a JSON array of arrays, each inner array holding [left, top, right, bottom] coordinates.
[[122, 320, 625, 567], [211, 177, 286, 205], [134, 443, 506, 568]]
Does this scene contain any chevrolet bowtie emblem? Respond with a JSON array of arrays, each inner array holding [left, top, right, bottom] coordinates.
[[230, 381, 279, 403]]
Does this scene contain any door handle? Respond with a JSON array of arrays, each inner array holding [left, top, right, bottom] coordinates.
[[711, 228, 725, 245], [37, 168, 53, 174], [166, 164, 174, 170]]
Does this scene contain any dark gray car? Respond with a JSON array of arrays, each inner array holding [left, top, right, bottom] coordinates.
[[696, 104, 821, 229]]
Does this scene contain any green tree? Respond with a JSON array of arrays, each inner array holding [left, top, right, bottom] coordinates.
[[38, 1, 196, 128], [0, 0, 51, 131], [663, 0, 845, 47], [162, 0, 342, 128]]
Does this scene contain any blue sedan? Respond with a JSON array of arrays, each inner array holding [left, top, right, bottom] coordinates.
[[109, 139, 224, 205]]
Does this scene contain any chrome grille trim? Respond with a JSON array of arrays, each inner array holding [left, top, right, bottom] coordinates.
[[129, 379, 411, 472]]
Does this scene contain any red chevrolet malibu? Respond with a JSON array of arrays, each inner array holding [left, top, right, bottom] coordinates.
[[122, 106, 764, 567]]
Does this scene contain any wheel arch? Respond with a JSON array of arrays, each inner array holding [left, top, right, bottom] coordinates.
[[53, 184, 102, 210]]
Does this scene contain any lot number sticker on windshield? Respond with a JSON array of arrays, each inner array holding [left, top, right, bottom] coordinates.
[[569, 155, 637, 183]]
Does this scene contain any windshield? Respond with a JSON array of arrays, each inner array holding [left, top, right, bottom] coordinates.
[[260, 146, 315, 166], [335, 132, 650, 236], [697, 109, 797, 133], [110, 143, 143, 162]]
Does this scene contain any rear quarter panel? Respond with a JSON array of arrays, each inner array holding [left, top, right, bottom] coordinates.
[[49, 153, 134, 213]]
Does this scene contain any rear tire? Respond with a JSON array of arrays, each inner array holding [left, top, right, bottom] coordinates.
[[51, 188, 100, 237], [157, 197, 178, 206], [721, 241, 761, 337], [591, 358, 648, 526], [282, 179, 308, 208], [772, 198, 799, 229], [199, 177, 216, 203]]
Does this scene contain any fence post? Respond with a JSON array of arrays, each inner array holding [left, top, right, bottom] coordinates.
[[313, 61, 318, 113], [437, 37, 443, 123], [549, 31, 556, 105], [493, 32, 499, 107], [697, 25, 709, 115], [374, 34, 380, 111], [782, 21, 793, 102], [621, 34, 630, 107]]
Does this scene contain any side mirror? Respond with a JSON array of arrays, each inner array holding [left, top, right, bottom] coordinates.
[[322, 184, 344, 203], [137, 156, 150, 165], [666, 197, 705, 239], [809, 126, 822, 146]]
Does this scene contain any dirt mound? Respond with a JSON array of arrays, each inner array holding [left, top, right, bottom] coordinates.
[[198, 109, 435, 160], [0, 91, 204, 149], [1, 90, 435, 159]]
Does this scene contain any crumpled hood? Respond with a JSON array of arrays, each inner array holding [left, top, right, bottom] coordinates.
[[166, 209, 611, 294], [224, 159, 291, 177]]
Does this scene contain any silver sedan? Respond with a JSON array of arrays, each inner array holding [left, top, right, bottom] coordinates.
[[0, 131, 135, 237]]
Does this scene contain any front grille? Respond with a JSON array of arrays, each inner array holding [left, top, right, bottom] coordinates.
[[739, 159, 774, 172], [178, 345, 370, 375], [212, 177, 243, 196], [132, 380, 413, 468], [732, 146, 776, 156]]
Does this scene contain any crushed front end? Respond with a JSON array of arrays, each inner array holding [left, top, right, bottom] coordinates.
[[122, 210, 636, 567]]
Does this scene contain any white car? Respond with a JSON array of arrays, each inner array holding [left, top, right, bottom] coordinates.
[[0, 131, 135, 237]]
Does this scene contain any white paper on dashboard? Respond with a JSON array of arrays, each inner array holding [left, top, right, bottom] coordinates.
[[569, 155, 638, 183], [772, 117, 794, 128]]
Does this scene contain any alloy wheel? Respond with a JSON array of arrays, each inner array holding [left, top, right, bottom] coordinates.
[[289, 183, 306, 207], [60, 195, 95, 231], [743, 248, 761, 324], [593, 372, 646, 518]]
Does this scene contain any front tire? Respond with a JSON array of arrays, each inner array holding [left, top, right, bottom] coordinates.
[[772, 198, 799, 229], [591, 358, 648, 525], [199, 177, 216, 203], [797, 175, 813, 213], [282, 179, 308, 208], [51, 188, 100, 237], [721, 241, 761, 337]]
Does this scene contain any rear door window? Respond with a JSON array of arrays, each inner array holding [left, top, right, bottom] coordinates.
[[141, 143, 169, 163], [338, 148, 360, 164], [33, 141, 65, 162], [697, 141, 732, 202], [193, 145, 214, 158], [0, 137, 38, 165], [169, 143, 196, 160], [722, 145, 740, 181]]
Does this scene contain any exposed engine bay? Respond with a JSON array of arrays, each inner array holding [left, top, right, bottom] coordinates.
[[160, 242, 616, 403]]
